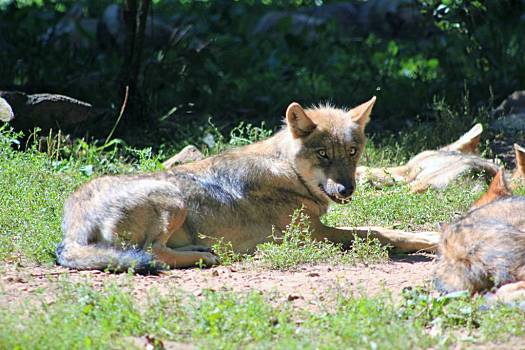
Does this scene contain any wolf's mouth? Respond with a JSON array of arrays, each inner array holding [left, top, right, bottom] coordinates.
[[318, 185, 352, 204]]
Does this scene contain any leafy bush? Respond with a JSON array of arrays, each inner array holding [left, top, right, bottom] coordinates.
[[1, 0, 523, 141]]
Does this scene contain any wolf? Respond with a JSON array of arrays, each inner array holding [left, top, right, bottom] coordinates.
[[471, 143, 524, 209], [56, 97, 442, 272], [57, 97, 438, 272], [356, 124, 499, 192], [433, 153, 525, 294]]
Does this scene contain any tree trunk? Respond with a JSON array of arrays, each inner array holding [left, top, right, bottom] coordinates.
[[118, 0, 151, 131]]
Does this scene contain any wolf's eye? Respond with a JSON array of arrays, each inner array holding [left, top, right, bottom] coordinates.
[[349, 147, 357, 156], [317, 149, 328, 159]]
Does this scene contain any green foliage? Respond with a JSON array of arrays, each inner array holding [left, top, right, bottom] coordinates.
[[324, 182, 479, 231], [198, 234, 244, 266], [1, 279, 523, 349], [398, 287, 525, 343], [1, 0, 523, 136], [399, 288, 479, 329], [0, 127, 81, 263], [254, 206, 388, 270], [202, 119, 274, 155], [0, 126, 162, 263]]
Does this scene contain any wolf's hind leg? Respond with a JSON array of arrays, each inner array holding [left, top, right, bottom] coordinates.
[[152, 208, 219, 268], [153, 244, 219, 268]]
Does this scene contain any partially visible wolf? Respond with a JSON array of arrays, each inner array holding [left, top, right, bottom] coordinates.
[[356, 124, 499, 192], [56, 97, 439, 272], [470, 143, 524, 209], [434, 145, 525, 294]]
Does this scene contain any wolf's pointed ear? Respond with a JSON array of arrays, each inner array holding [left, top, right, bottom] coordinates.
[[349, 96, 376, 131], [286, 102, 316, 138], [471, 169, 512, 209], [515, 144, 525, 176], [442, 123, 483, 154], [489, 168, 510, 195]]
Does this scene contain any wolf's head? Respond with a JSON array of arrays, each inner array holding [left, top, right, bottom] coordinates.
[[284, 97, 375, 204]]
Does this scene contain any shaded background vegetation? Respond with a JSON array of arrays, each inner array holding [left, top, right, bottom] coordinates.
[[0, 0, 524, 147]]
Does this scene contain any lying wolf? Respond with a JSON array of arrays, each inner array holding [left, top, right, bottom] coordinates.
[[357, 124, 499, 192], [434, 145, 525, 294], [56, 97, 440, 272]]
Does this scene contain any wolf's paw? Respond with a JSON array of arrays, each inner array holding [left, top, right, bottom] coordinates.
[[199, 252, 220, 267], [494, 281, 525, 303]]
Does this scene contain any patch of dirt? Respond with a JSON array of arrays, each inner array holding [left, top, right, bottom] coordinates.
[[0, 254, 435, 310]]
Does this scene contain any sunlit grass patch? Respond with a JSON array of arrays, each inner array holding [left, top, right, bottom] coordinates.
[[1, 277, 524, 349], [324, 182, 481, 231], [0, 126, 162, 264], [253, 207, 388, 270]]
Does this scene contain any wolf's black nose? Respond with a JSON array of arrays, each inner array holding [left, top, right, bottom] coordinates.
[[336, 184, 354, 197]]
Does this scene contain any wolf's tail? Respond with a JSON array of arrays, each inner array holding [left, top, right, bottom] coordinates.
[[56, 241, 158, 273]]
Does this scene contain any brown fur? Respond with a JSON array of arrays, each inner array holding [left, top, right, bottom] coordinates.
[[434, 162, 525, 294], [471, 169, 512, 210], [58, 96, 444, 272], [357, 124, 499, 192], [60, 97, 415, 271]]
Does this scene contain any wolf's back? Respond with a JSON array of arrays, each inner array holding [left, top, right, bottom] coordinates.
[[56, 241, 156, 273]]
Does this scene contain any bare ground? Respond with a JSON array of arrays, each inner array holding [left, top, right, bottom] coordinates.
[[0, 254, 435, 309]]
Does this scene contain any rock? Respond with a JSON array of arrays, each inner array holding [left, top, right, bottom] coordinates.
[[163, 145, 205, 169], [0, 91, 99, 130], [42, 2, 98, 49], [0, 97, 14, 122], [287, 294, 303, 301], [491, 90, 525, 133], [491, 113, 525, 133], [254, 3, 357, 36], [98, 4, 176, 50], [493, 90, 525, 117], [253, 0, 425, 38]]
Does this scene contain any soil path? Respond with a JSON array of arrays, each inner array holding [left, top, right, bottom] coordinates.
[[1, 254, 434, 309]]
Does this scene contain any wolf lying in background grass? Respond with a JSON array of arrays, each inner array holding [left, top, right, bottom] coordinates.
[[434, 144, 525, 298], [56, 97, 440, 272], [357, 123, 499, 192]]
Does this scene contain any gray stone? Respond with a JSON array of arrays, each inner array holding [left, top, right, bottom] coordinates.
[[0, 97, 14, 122], [491, 113, 525, 133], [493, 90, 525, 117], [0, 91, 98, 130]]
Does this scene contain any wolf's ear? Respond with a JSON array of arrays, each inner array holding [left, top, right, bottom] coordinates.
[[515, 144, 525, 176], [442, 123, 482, 154], [286, 102, 316, 138], [349, 96, 376, 131], [471, 169, 512, 209]]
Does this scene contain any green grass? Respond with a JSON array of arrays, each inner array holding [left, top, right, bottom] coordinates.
[[0, 123, 484, 265], [1, 122, 524, 349], [0, 127, 163, 264], [1, 278, 524, 349], [253, 206, 388, 270], [324, 182, 480, 231]]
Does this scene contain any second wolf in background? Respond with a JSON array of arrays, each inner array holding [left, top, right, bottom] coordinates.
[[434, 145, 525, 294]]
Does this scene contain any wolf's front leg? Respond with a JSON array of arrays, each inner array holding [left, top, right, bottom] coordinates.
[[310, 220, 439, 253]]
